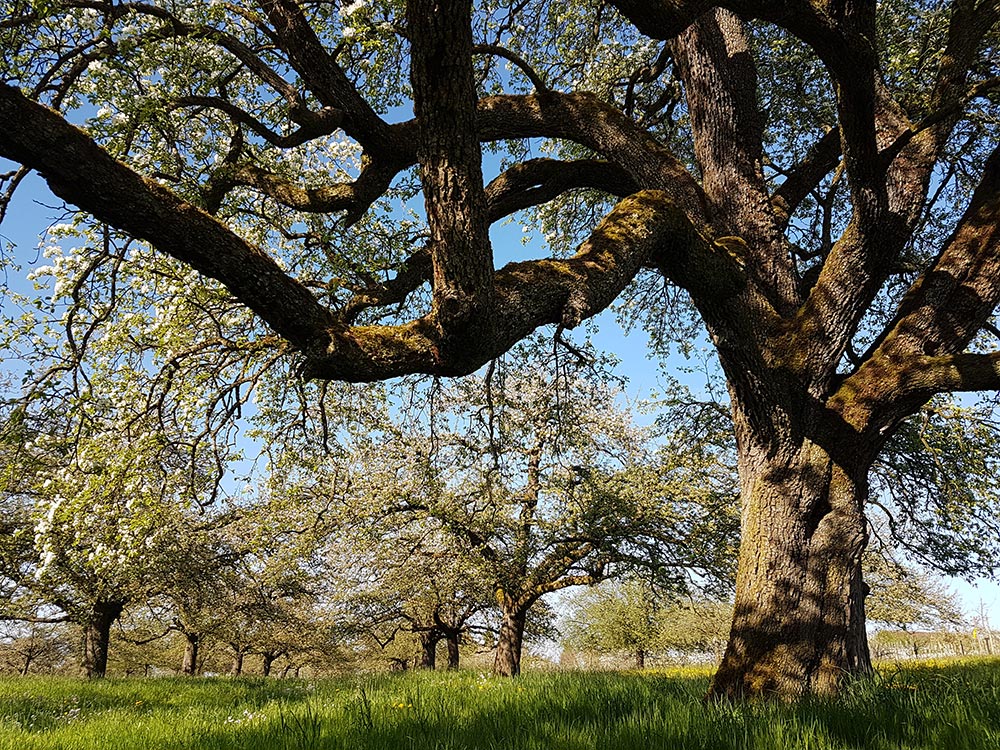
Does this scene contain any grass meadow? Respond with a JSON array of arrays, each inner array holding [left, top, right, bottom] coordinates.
[[1, 659, 999, 749]]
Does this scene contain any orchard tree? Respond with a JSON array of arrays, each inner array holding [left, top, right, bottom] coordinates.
[[864, 554, 965, 633], [1, 382, 219, 678], [341, 540, 492, 671], [317, 463, 496, 672], [563, 579, 733, 667], [562, 579, 666, 668], [3, 0, 1000, 698], [327, 341, 736, 676]]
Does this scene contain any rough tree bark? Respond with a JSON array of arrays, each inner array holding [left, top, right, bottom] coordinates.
[[709, 425, 873, 696], [81, 599, 125, 679], [417, 630, 439, 670], [493, 604, 528, 678]]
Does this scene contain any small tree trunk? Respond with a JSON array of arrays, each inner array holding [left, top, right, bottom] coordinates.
[[81, 599, 124, 678], [181, 632, 200, 676], [20, 650, 34, 677], [446, 633, 460, 670], [230, 646, 245, 676], [635, 648, 646, 670], [262, 650, 278, 676], [281, 662, 293, 678], [709, 438, 873, 700], [493, 606, 527, 677], [417, 631, 438, 670]]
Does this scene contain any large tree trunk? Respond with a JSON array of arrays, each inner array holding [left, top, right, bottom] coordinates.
[[493, 607, 527, 677], [417, 631, 438, 670], [181, 632, 200, 676], [709, 436, 873, 699], [81, 599, 124, 678], [446, 633, 460, 670], [635, 648, 646, 670]]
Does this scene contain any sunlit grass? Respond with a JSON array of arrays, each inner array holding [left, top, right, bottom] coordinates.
[[0, 659, 998, 749]]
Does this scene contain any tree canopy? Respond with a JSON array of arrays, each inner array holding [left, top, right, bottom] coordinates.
[[2, 0, 1000, 699]]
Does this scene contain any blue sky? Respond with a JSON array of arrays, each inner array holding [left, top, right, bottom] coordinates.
[[2, 161, 999, 632]]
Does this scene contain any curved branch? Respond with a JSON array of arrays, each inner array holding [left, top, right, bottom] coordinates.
[[770, 128, 841, 229], [168, 96, 344, 149], [258, 0, 399, 157], [303, 190, 743, 380], [485, 158, 638, 222], [228, 160, 399, 225], [338, 248, 432, 324], [473, 44, 549, 91], [832, 143, 1000, 431], [0, 84, 736, 383], [886, 351, 1000, 401], [0, 82, 336, 355], [478, 92, 709, 229]]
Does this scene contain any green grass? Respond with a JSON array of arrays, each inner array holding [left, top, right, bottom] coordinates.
[[1, 660, 999, 749]]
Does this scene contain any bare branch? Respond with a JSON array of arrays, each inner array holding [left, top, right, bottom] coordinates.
[[167, 96, 344, 149], [770, 128, 841, 229], [473, 44, 549, 91], [338, 248, 432, 324]]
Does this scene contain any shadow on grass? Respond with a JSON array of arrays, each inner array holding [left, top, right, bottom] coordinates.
[[3, 663, 1000, 750]]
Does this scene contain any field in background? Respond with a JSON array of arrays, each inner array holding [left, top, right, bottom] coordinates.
[[1, 659, 998, 750]]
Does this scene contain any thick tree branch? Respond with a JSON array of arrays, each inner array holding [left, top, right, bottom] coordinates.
[[0, 83, 336, 355], [473, 44, 549, 91], [926, 0, 1000, 152], [832, 143, 1000, 431], [304, 190, 734, 380], [477, 92, 709, 229], [0, 85, 739, 382], [519, 570, 604, 609], [672, 7, 797, 312], [407, 0, 495, 356], [886, 351, 1000, 400], [225, 90, 688, 228], [175, 86, 704, 235], [168, 96, 344, 149], [228, 161, 398, 226], [485, 158, 638, 223], [258, 0, 398, 157], [338, 248, 432, 324]]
